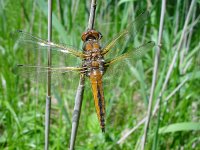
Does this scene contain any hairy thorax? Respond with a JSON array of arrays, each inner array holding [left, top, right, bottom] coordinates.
[[82, 39, 105, 77]]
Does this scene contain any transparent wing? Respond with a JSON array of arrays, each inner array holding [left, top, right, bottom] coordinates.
[[102, 41, 155, 89], [16, 64, 84, 85], [11, 31, 82, 82], [12, 31, 92, 99], [105, 41, 155, 65], [12, 30, 85, 58], [101, 11, 150, 59]]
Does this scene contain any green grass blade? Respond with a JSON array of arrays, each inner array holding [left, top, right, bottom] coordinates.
[[159, 122, 200, 134]]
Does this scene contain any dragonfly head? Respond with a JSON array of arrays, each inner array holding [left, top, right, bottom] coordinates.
[[81, 30, 102, 42]]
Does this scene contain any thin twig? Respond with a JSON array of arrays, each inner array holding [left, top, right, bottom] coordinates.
[[69, 75, 85, 150], [69, 0, 97, 149], [141, 0, 166, 149], [165, 77, 188, 102], [117, 117, 147, 144], [88, 0, 97, 30], [182, 6, 197, 74], [45, 0, 52, 150]]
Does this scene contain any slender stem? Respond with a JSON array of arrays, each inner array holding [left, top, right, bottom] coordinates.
[[45, 0, 52, 150], [88, 0, 97, 30], [47, 0, 52, 96], [153, 0, 196, 118], [117, 117, 147, 144], [117, 0, 197, 145], [45, 96, 51, 150], [141, 0, 166, 149], [69, 75, 85, 150], [182, 5, 197, 74], [69, 0, 97, 149], [117, 77, 189, 144]]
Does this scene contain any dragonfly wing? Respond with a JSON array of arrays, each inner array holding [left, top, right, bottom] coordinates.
[[16, 65, 83, 87], [12, 31, 87, 97], [102, 41, 155, 89], [12, 30, 84, 58], [101, 11, 150, 57], [12, 31, 83, 69], [106, 41, 155, 65]]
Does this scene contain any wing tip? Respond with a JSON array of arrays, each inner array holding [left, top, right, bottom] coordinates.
[[17, 64, 24, 67], [101, 127, 105, 133], [16, 30, 23, 33], [148, 41, 156, 46], [140, 10, 150, 18], [10, 30, 23, 39]]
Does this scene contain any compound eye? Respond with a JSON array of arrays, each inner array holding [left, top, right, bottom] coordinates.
[[98, 32, 103, 40], [81, 30, 103, 41], [81, 32, 87, 41]]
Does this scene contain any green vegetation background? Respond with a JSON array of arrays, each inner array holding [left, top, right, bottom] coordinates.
[[0, 0, 200, 149]]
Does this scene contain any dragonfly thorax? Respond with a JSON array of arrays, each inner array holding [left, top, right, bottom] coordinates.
[[82, 40, 105, 77]]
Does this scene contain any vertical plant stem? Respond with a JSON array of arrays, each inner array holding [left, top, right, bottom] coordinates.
[[117, 76, 189, 144], [29, 0, 36, 33], [69, 0, 97, 150], [69, 75, 85, 150], [153, 0, 196, 117], [56, 0, 62, 21], [151, 0, 196, 148], [182, 6, 197, 74], [45, 0, 52, 150], [174, 0, 180, 36], [88, 0, 97, 30], [141, 0, 166, 149], [117, 1, 197, 143]]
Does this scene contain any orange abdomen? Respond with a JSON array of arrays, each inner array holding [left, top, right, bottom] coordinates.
[[89, 70, 106, 132]]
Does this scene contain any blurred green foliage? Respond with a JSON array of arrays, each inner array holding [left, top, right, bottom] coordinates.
[[0, 0, 200, 149]]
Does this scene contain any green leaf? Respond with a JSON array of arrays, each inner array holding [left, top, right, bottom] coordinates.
[[36, 0, 68, 42], [159, 122, 200, 134], [118, 0, 136, 6], [87, 113, 99, 133], [4, 101, 21, 129]]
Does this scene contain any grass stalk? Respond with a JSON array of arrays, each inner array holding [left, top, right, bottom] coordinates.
[[69, 75, 85, 150], [141, 0, 166, 149], [151, 1, 196, 147], [117, 117, 146, 144], [182, 5, 197, 74], [56, 0, 61, 22], [153, 0, 196, 116], [45, 0, 52, 149], [174, 0, 180, 36], [88, 0, 97, 30], [69, 0, 97, 149], [117, 76, 189, 144], [29, 0, 36, 33]]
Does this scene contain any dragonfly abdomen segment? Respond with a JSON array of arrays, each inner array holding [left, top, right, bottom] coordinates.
[[89, 70, 106, 132]]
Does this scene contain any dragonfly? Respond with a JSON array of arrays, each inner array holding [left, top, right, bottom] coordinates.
[[14, 11, 155, 132]]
